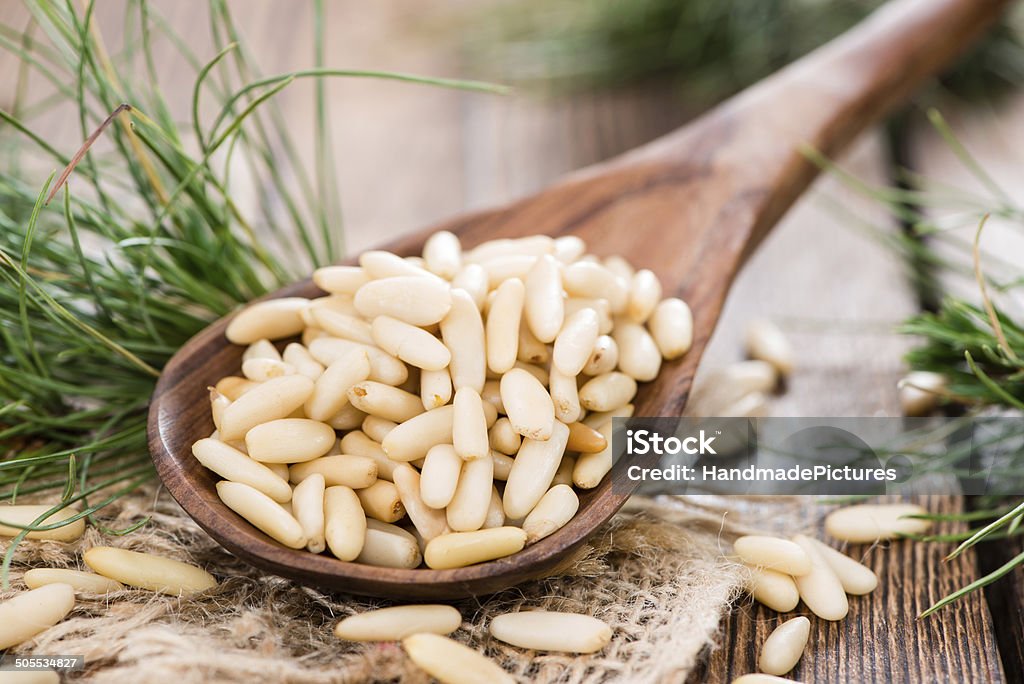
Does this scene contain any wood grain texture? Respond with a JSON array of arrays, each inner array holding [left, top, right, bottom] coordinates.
[[979, 532, 1024, 682], [693, 496, 1005, 684], [149, 0, 1008, 600]]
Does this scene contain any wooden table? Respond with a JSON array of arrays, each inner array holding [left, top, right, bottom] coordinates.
[[3, 1, 1018, 680]]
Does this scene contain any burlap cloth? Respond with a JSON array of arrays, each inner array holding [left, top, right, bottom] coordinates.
[[1, 487, 791, 683]]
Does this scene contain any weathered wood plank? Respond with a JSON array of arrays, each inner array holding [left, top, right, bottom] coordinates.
[[693, 496, 1005, 683]]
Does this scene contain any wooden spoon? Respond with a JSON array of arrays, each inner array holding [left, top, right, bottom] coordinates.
[[149, 0, 1008, 599]]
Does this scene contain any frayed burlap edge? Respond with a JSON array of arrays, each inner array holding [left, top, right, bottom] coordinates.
[[3, 486, 766, 683]]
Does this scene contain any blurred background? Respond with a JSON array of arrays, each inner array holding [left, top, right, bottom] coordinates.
[[2, 0, 1023, 417]]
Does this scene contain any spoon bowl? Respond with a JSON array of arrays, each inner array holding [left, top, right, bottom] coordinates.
[[148, 0, 1006, 599]]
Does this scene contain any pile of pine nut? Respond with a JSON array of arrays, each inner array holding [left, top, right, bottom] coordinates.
[[198, 233, 693, 569], [731, 502, 932, 682]]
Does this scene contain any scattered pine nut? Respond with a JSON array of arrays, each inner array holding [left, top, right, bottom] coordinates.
[[0, 584, 76, 650], [824, 503, 931, 543], [0, 504, 85, 542], [403, 633, 514, 684], [758, 616, 809, 675], [790, 534, 848, 621], [83, 547, 216, 595], [24, 568, 124, 594], [335, 604, 461, 641], [897, 370, 947, 416], [745, 566, 800, 613], [745, 319, 794, 376], [733, 536, 812, 576], [489, 610, 611, 653]]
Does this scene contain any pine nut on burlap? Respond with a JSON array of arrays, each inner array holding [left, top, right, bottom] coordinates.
[[3, 487, 758, 683]]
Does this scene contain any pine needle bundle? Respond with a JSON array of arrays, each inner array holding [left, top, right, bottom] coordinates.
[[0, 0, 499, 564]]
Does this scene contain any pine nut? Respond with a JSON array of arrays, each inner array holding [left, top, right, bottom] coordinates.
[[553, 308, 600, 376], [524, 254, 565, 343], [242, 358, 296, 385], [562, 262, 628, 313], [649, 298, 693, 360], [481, 254, 537, 287], [263, 461, 291, 481], [627, 269, 662, 323], [447, 455, 494, 532], [613, 319, 662, 382], [566, 421, 608, 453], [579, 372, 637, 412], [355, 519, 422, 568], [790, 534, 848, 621], [243, 338, 281, 362], [326, 402, 368, 430], [340, 431, 398, 482], [356, 479, 406, 523], [371, 316, 451, 371], [0, 505, 84, 542], [581, 402, 633, 429], [424, 526, 527, 569], [490, 450, 514, 481], [418, 445, 462, 509], [225, 297, 308, 344], [393, 464, 450, 541], [305, 294, 359, 321], [423, 231, 462, 279], [360, 250, 441, 280], [215, 375, 258, 400], [308, 337, 407, 386], [513, 329, 548, 369], [552, 455, 576, 487], [451, 263, 489, 310], [361, 415, 397, 443], [565, 298, 613, 335], [289, 455, 377, 489], [243, 418, 335, 464], [500, 368, 554, 440], [604, 254, 634, 280], [403, 633, 514, 684], [0, 584, 75, 650], [898, 371, 946, 416], [323, 485, 366, 561], [758, 616, 809, 676], [553, 235, 585, 263], [217, 481, 306, 548], [745, 319, 794, 376], [83, 547, 216, 595], [421, 367, 453, 410], [453, 387, 489, 460], [313, 265, 370, 294], [347, 380, 424, 423], [486, 278, 525, 374], [303, 349, 372, 421], [573, 420, 615, 489], [489, 610, 611, 653], [806, 537, 877, 595], [466, 235, 554, 263], [733, 536, 812, 576], [745, 566, 800, 612], [24, 568, 123, 594], [218, 375, 314, 441], [488, 417, 521, 455], [481, 380, 505, 414], [824, 503, 930, 543], [335, 603, 461, 641], [291, 473, 327, 553], [503, 420, 570, 519], [383, 405, 455, 462], [283, 343, 325, 379], [312, 307, 375, 345], [732, 674, 803, 684], [192, 438, 292, 503], [583, 334, 619, 375], [522, 484, 579, 544], [354, 276, 452, 326], [441, 289, 486, 392], [483, 487, 506, 529]]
